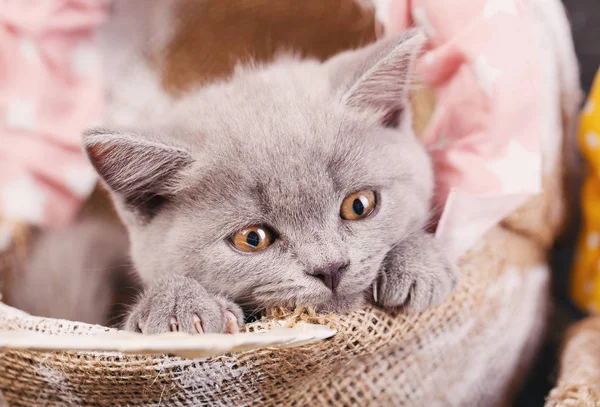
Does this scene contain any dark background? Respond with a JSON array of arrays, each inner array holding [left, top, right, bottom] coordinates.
[[565, 0, 600, 92], [515, 1, 598, 405]]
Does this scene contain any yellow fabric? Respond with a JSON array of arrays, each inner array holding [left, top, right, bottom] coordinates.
[[572, 69, 600, 313]]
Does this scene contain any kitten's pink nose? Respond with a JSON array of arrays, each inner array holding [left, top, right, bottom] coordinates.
[[311, 261, 349, 292]]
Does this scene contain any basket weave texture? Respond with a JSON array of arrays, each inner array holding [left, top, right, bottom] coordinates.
[[0, 224, 550, 406], [0, 0, 577, 405], [546, 317, 600, 407]]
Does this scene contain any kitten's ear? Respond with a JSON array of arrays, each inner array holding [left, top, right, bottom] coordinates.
[[328, 29, 425, 127], [83, 128, 193, 218]]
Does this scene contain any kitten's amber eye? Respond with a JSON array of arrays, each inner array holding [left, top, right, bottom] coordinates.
[[231, 226, 274, 252], [340, 190, 376, 220]]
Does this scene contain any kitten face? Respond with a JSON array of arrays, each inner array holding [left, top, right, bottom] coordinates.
[[85, 30, 433, 313]]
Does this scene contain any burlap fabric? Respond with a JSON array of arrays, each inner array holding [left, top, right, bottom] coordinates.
[[0, 224, 549, 406], [545, 317, 600, 407], [0, 173, 562, 406], [0, 0, 579, 405]]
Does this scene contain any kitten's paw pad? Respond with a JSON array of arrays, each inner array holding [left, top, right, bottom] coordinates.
[[124, 276, 243, 335]]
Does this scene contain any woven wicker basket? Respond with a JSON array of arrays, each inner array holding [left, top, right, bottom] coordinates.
[[0, 224, 551, 406], [545, 317, 600, 407], [0, 134, 568, 407], [0, 0, 581, 405]]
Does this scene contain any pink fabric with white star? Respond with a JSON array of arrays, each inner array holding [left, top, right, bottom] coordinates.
[[0, 0, 106, 227], [380, 0, 542, 259]]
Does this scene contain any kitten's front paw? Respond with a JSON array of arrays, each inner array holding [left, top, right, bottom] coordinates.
[[375, 232, 458, 313], [124, 275, 243, 335]]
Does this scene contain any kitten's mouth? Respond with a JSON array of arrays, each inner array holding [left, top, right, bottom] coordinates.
[[249, 268, 376, 313], [310, 272, 378, 312]]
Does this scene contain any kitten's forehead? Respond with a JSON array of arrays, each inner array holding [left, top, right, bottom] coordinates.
[[172, 57, 412, 229], [187, 137, 346, 228], [181, 131, 383, 239]]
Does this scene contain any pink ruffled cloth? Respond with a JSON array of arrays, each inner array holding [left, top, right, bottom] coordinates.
[[379, 0, 541, 260], [0, 0, 106, 228]]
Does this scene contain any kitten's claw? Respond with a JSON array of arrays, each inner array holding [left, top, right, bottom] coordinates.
[[124, 275, 244, 335], [372, 281, 378, 304], [225, 311, 239, 334], [193, 314, 203, 334], [169, 316, 178, 332]]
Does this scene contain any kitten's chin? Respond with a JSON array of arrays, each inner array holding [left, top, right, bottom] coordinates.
[[257, 291, 366, 315], [254, 284, 371, 314], [312, 292, 366, 314]]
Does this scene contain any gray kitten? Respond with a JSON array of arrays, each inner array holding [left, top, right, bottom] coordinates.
[[83, 30, 458, 334]]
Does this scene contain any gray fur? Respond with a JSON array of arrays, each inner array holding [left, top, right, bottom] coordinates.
[[124, 274, 243, 334], [376, 232, 458, 313], [84, 30, 458, 334], [9, 220, 133, 326]]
